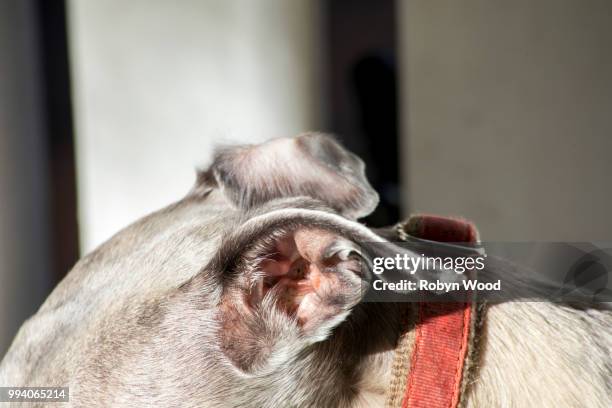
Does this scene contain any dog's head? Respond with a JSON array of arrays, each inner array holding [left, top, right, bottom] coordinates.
[[180, 133, 395, 364], [3, 133, 407, 407], [129, 133, 404, 406]]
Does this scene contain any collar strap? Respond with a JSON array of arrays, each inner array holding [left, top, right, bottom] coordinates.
[[389, 214, 483, 408]]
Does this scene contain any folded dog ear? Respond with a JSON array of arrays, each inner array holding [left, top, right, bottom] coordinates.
[[199, 133, 379, 219]]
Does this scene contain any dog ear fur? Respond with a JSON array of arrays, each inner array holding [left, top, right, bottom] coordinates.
[[196, 133, 379, 219]]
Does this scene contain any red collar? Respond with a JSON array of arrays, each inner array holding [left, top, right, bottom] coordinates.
[[394, 214, 481, 408]]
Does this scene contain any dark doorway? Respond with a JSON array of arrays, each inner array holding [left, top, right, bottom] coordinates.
[[323, 0, 400, 227], [36, 0, 80, 283]]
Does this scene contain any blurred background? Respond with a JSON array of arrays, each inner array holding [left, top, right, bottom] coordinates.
[[1, 0, 611, 356]]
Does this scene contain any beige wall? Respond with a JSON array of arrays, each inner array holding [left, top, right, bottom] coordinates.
[[399, 0, 612, 241], [68, 0, 323, 251]]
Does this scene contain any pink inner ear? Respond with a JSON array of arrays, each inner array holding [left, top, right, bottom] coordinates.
[[250, 228, 362, 328]]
